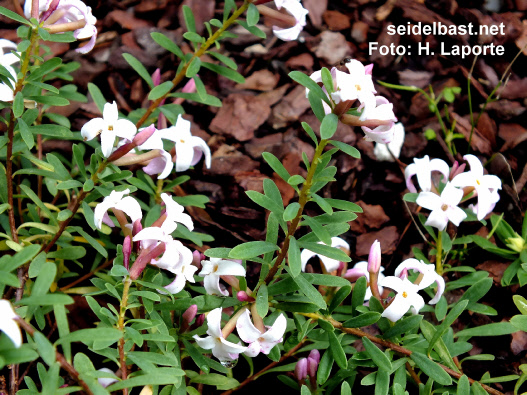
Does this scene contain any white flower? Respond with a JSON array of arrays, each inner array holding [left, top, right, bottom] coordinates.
[[416, 183, 467, 231], [161, 193, 194, 233], [359, 96, 397, 144], [0, 64, 17, 103], [158, 240, 197, 294], [139, 115, 211, 177], [0, 300, 22, 348], [81, 101, 137, 158], [451, 154, 502, 220], [394, 259, 445, 304], [381, 276, 425, 322], [96, 368, 118, 388], [93, 189, 142, 230], [236, 310, 287, 357], [272, 0, 308, 41], [405, 155, 450, 193], [199, 258, 246, 296], [0, 39, 19, 67], [300, 236, 349, 273], [344, 261, 385, 301], [25, 0, 98, 54], [373, 122, 405, 162], [331, 60, 376, 105], [193, 308, 247, 362]]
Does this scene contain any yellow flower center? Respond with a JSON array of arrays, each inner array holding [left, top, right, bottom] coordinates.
[[108, 125, 114, 131], [441, 204, 448, 211], [402, 292, 408, 298], [476, 179, 481, 185], [355, 84, 361, 91], [180, 139, 185, 143]]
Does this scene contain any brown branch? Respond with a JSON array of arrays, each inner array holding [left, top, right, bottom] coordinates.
[[15, 318, 94, 395], [220, 339, 306, 395]]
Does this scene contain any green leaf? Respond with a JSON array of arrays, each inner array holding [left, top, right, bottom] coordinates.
[[122, 53, 154, 88], [458, 277, 492, 306], [47, 246, 86, 260], [324, 199, 363, 213], [457, 375, 470, 394], [328, 331, 347, 369], [455, 322, 518, 338], [19, 294, 74, 306], [55, 328, 122, 346], [382, 315, 423, 339], [0, 6, 30, 24], [18, 118, 34, 150], [410, 352, 452, 386], [207, 51, 237, 70], [246, 190, 283, 214], [13, 92, 24, 118], [427, 300, 468, 355], [247, 3, 259, 26], [30, 124, 72, 138], [320, 113, 339, 140], [342, 312, 381, 328], [362, 337, 392, 371], [28, 58, 62, 81], [108, 368, 184, 391], [201, 62, 244, 83], [351, 276, 367, 315], [375, 370, 390, 395], [262, 152, 290, 182], [297, 241, 351, 262], [288, 175, 305, 186], [229, 241, 279, 260], [317, 349, 334, 385], [288, 236, 302, 277], [186, 57, 201, 79], [236, 20, 266, 39], [151, 32, 184, 59], [87, 83, 107, 114], [311, 193, 333, 215], [183, 32, 203, 43], [284, 202, 301, 222], [70, 226, 108, 258], [328, 284, 351, 314], [190, 373, 239, 390], [289, 71, 330, 105], [34, 332, 56, 366], [182, 339, 211, 373], [330, 140, 360, 159], [292, 273, 327, 309], [302, 216, 332, 246], [148, 81, 173, 101], [514, 295, 527, 315], [20, 184, 58, 225], [321, 67, 334, 94], [256, 284, 268, 318], [182, 5, 196, 33], [420, 320, 459, 372]]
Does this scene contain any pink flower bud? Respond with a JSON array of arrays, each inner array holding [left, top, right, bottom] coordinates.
[[132, 124, 156, 146], [152, 69, 161, 87], [236, 291, 255, 302], [129, 243, 166, 280], [182, 78, 197, 93], [192, 250, 203, 269], [367, 240, 381, 274], [399, 268, 409, 279], [450, 161, 466, 180], [295, 358, 308, 381], [344, 267, 367, 281], [307, 357, 318, 377], [195, 314, 205, 327], [308, 349, 320, 365], [183, 305, 198, 325], [123, 235, 132, 270], [364, 63, 374, 75], [132, 219, 142, 236]]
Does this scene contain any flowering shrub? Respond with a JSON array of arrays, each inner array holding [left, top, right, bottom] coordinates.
[[0, 1, 524, 394]]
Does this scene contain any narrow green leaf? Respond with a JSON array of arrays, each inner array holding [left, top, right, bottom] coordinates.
[[328, 284, 351, 314], [342, 312, 381, 328], [288, 236, 302, 277], [427, 300, 468, 355], [122, 53, 154, 88], [317, 349, 334, 385], [292, 274, 327, 309], [0, 6, 30, 24], [328, 331, 347, 369], [150, 32, 184, 59], [229, 241, 278, 260], [182, 5, 196, 33], [148, 81, 173, 101], [330, 140, 360, 159], [34, 332, 56, 366], [302, 216, 332, 246], [87, 83, 106, 114], [247, 3, 259, 26], [284, 202, 301, 222], [256, 284, 268, 318], [410, 352, 452, 385], [382, 315, 423, 339], [201, 62, 244, 83], [298, 241, 350, 262], [362, 337, 392, 371], [107, 368, 184, 390], [289, 71, 330, 105], [320, 113, 338, 140], [18, 118, 34, 149], [375, 370, 390, 395], [457, 375, 470, 395], [20, 184, 57, 225], [455, 322, 518, 338], [262, 152, 290, 182], [13, 92, 24, 118]]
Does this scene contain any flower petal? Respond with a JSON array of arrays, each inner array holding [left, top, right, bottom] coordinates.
[[236, 309, 261, 343]]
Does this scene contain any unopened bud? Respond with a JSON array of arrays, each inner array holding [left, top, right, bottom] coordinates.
[[182, 78, 197, 93], [506, 235, 525, 253], [307, 357, 317, 378], [367, 240, 381, 274], [295, 358, 308, 381], [236, 291, 255, 302], [182, 305, 198, 327], [152, 69, 161, 87], [129, 243, 166, 280], [344, 267, 367, 281], [450, 161, 466, 180], [364, 63, 374, 75], [133, 124, 156, 146], [195, 314, 205, 327], [192, 250, 204, 269], [308, 349, 320, 365], [123, 235, 132, 270]]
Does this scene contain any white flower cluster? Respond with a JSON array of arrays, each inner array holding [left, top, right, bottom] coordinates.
[[406, 154, 502, 230], [309, 59, 398, 144], [81, 101, 211, 177]]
